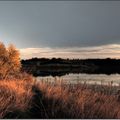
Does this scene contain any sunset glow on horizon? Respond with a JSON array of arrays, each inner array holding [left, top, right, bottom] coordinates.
[[20, 44, 120, 59]]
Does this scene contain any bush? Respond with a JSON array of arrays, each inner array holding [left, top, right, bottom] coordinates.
[[0, 42, 21, 79]]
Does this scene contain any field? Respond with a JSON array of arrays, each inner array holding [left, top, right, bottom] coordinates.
[[1, 74, 120, 119]]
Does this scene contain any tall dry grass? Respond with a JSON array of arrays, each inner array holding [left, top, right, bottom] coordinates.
[[0, 74, 35, 118], [1, 75, 120, 119], [35, 81, 120, 119]]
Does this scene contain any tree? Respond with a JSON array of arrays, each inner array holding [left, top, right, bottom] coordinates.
[[0, 42, 21, 79], [0, 42, 8, 79]]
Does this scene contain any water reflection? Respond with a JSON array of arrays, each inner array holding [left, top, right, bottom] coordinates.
[[37, 73, 120, 86]]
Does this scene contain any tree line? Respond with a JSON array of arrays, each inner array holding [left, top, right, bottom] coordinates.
[[21, 57, 120, 66]]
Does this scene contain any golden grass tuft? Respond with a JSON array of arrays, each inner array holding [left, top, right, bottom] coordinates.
[[0, 78, 34, 118], [35, 81, 120, 119], [1, 76, 120, 118]]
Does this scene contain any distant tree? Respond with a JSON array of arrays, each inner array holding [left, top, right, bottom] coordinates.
[[0, 42, 21, 79]]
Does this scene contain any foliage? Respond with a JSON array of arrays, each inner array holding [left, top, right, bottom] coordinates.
[[0, 42, 21, 79]]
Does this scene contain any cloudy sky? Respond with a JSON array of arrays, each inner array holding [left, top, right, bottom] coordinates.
[[0, 1, 120, 59]]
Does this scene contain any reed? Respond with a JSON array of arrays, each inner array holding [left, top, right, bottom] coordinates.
[[34, 80, 120, 118], [0, 76, 34, 118], [1, 76, 120, 118]]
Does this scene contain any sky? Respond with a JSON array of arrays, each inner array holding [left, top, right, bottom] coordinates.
[[0, 1, 120, 59]]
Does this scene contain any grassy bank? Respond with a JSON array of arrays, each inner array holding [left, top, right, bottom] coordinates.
[[34, 81, 120, 119], [1, 76, 120, 118], [0, 73, 34, 118]]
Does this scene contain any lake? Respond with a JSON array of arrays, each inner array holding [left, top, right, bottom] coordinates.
[[37, 73, 120, 86]]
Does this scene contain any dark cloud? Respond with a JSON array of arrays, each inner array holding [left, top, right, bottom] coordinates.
[[0, 1, 120, 49]]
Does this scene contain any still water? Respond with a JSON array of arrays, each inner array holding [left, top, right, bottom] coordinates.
[[37, 73, 120, 86]]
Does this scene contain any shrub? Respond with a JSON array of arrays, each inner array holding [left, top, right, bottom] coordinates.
[[0, 42, 21, 79]]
